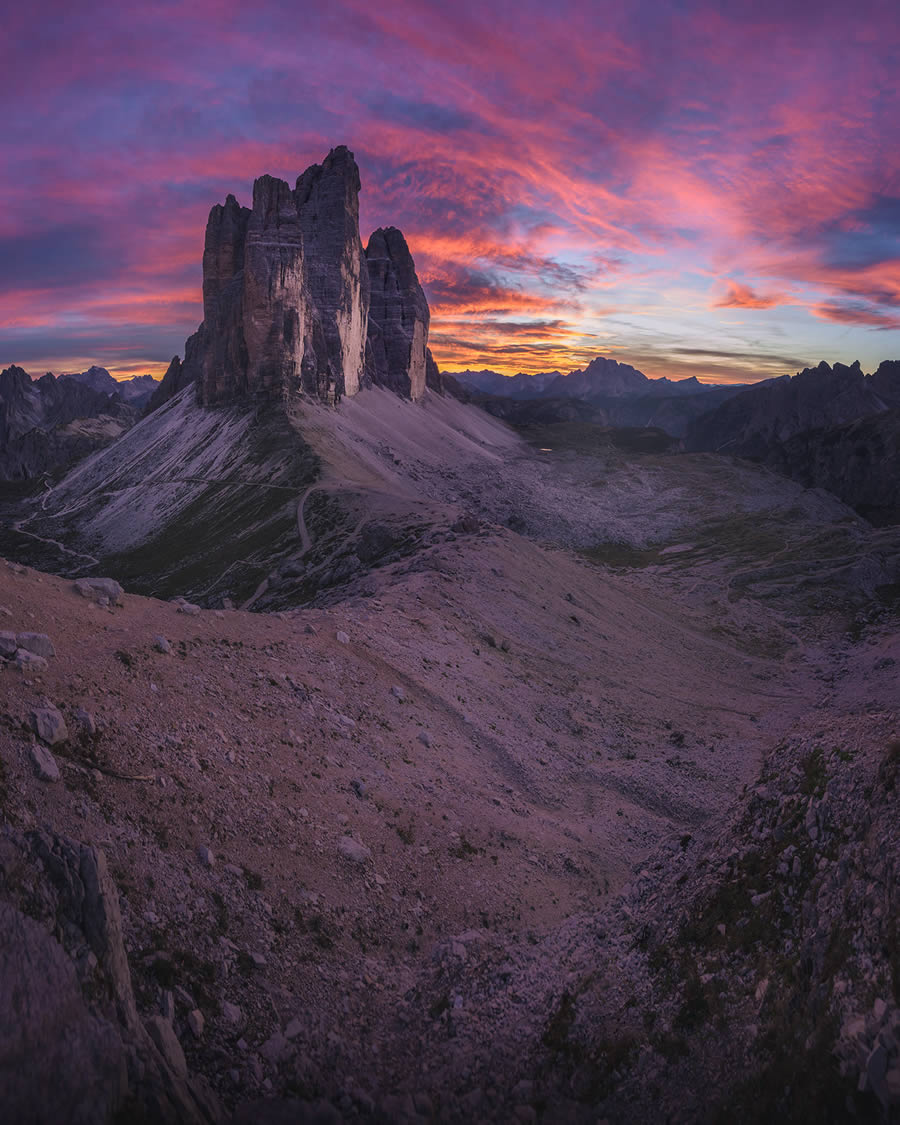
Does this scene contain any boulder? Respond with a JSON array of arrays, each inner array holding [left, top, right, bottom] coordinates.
[[338, 836, 371, 864], [145, 1014, 188, 1080], [29, 742, 61, 781], [74, 577, 124, 605], [30, 706, 68, 746], [0, 630, 16, 657], [16, 632, 55, 658], [74, 707, 97, 736]]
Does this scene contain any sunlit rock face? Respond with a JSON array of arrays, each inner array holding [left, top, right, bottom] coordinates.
[[364, 227, 430, 401]]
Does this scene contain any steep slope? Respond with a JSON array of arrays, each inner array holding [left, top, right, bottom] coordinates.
[[0, 510, 821, 1121], [769, 407, 900, 524], [2, 454, 898, 1120], [2, 383, 529, 606], [4, 388, 319, 602]]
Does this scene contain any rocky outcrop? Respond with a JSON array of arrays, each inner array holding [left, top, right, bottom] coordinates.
[[146, 355, 192, 414], [0, 902, 128, 1123], [682, 360, 900, 518], [292, 150, 369, 402], [196, 194, 251, 403], [869, 359, 900, 406], [425, 348, 444, 394], [364, 227, 429, 400], [0, 828, 219, 1123], [0, 364, 42, 440], [1, 366, 116, 443], [151, 147, 371, 411]]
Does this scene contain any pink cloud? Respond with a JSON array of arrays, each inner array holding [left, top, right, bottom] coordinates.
[[813, 301, 900, 330]]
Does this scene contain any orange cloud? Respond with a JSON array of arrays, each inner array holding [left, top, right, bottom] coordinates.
[[713, 280, 786, 309]]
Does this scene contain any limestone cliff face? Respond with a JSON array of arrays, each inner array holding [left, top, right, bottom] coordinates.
[[364, 227, 430, 400], [293, 149, 370, 401], [145, 356, 192, 414], [148, 146, 437, 411], [198, 194, 251, 402], [425, 348, 443, 394], [158, 147, 370, 409]]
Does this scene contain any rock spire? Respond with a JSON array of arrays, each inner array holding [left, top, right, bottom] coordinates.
[[149, 146, 436, 411]]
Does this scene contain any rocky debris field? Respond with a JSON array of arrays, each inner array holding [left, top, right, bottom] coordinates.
[[1, 482, 898, 1122], [1, 392, 899, 1123]]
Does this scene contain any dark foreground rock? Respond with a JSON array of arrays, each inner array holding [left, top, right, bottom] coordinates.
[[0, 828, 220, 1124]]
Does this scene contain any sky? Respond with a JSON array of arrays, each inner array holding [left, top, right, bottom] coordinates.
[[2, 0, 899, 384]]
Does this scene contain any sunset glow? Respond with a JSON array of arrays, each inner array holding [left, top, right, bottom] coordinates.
[[2, 0, 899, 382]]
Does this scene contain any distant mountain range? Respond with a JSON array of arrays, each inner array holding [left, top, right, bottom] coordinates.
[[450, 354, 900, 523], [3, 344, 899, 525], [450, 356, 725, 401], [686, 360, 900, 524], [448, 356, 745, 436], [66, 365, 159, 406], [0, 365, 158, 481], [684, 360, 900, 455]]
